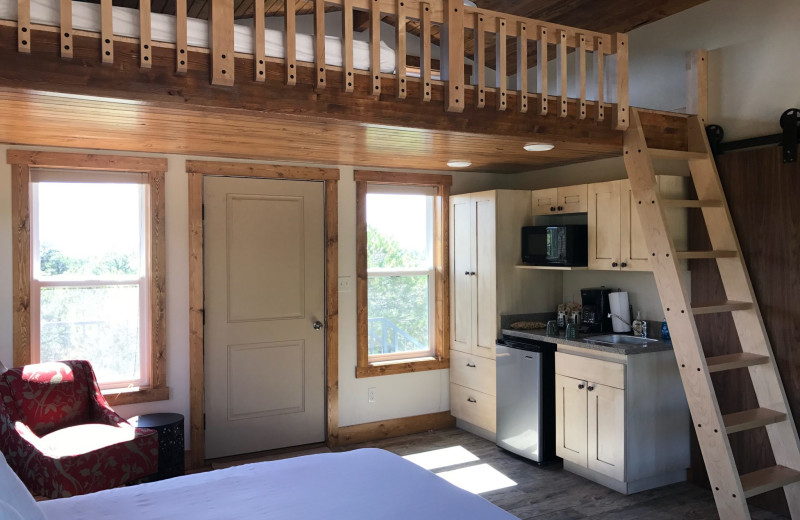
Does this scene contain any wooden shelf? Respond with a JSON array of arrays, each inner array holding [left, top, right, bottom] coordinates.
[[515, 264, 588, 271]]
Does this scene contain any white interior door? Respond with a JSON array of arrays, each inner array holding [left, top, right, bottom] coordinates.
[[203, 176, 325, 459]]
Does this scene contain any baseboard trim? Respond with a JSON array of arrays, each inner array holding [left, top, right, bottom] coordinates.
[[337, 411, 455, 446]]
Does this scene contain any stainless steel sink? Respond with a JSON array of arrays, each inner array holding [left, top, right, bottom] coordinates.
[[583, 334, 659, 346]]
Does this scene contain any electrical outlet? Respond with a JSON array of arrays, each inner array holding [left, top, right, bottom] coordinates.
[[338, 277, 352, 292], [368, 387, 376, 403]]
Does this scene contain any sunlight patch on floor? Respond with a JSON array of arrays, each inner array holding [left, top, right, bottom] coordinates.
[[436, 463, 518, 494], [403, 445, 479, 471]]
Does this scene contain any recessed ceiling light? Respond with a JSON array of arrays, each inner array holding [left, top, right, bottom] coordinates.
[[447, 160, 472, 168], [523, 142, 555, 152]]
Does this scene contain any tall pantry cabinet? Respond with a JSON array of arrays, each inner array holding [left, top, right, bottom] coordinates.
[[449, 190, 561, 439]]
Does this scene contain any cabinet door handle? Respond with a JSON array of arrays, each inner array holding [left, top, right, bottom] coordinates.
[[587, 384, 595, 392], [466, 362, 476, 368], [557, 205, 563, 211], [467, 397, 477, 403], [464, 271, 470, 275], [578, 383, 585, 390], [611, 262, 619, 268], [470, 271, 476, 276], [621, 261, 628, 268], [550, 206, 556, 212]]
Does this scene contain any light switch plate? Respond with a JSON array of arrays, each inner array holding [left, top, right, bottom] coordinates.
[[338, 276, 353, 292]]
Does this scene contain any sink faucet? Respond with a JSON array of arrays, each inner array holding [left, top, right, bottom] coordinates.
[[607, 313, 647, 337]]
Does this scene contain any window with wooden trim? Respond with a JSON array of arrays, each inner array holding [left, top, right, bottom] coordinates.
[[355, 171, 451, 378], [9, 151, 168, 405]]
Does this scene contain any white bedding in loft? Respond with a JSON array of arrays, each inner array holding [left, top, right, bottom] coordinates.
[[0, 0, 396, 72], [36, 448, 517, 520]]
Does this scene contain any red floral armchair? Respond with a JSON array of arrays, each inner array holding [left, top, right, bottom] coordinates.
[[0, 360, 158, 498]]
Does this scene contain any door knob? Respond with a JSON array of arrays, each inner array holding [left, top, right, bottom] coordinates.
[[611, 262, 619, 268], [621, 261, 628, 268], [578, 383, 585, 390], [313, 321, 323, 330], [587, 384, 595, 392], [465, 271, 470, 275]]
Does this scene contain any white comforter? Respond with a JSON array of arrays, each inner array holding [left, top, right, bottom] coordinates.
[[0, 0, 397, 72], [38, 448, 516, 519]]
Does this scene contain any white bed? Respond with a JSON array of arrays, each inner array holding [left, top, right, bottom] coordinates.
[[0, 0, 396, 73], [7, 448, 516, 519]]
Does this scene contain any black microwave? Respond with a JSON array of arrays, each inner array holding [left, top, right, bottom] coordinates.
[[521, 225, 588, 266]]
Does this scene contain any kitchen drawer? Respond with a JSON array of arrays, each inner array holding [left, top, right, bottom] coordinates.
[[556, 351, 626, 390], [451, 350, 496, 396], [450, 383, 496, 433]]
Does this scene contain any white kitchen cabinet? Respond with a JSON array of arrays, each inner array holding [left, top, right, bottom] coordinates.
[[555, 346, 690, 494], [531, 184, 588, 216], [589, 178, 686, 271], [449, 190, 561, 438]]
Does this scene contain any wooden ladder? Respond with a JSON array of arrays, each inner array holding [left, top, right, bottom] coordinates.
[[623, 108, 800, 519]]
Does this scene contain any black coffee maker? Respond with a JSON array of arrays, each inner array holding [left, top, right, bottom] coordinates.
[[580, 287, 615, 333]]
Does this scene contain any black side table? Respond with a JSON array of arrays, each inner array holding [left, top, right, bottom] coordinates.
[[130, 413, 185, 482]]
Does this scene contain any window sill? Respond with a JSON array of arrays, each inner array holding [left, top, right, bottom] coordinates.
[[102, 386, 170, 406], [355, 357, 449, 379]]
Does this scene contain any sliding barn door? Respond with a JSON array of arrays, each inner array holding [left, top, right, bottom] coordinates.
[[689, 146, 800, 516], [203, 176, 326, 459]]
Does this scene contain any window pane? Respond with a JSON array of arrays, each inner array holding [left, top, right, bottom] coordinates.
[[40, 286, 142, 385], [367, 276, 430, 355], [37, 183, 143, 279], [367, 193, 432, 269]]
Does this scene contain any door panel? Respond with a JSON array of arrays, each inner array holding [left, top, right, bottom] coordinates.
[[450, 196, 472, 354], [531, 188, 558, 216], [556, 374, 588, 467], [588, 383, 625, 481], [204, 176, 325, 459], [588, 181, 621, 270], [620, 179, 651, 271], [473, 196, 496, 359], [558, 184, 588, 214]]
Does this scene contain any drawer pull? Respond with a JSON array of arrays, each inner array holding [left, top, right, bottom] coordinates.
[[466, 362, 476, 368], [467, 397, 477, 403]]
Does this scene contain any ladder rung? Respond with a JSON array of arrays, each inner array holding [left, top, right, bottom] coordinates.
[[723, 408, 787, 434], [740, 465, 800, 499], [649, 148, 709, 161], [661, 199, 723, 208], [692, 301, 753, 315], [706, 353, 770, 373], [654, 171, 692, 178], [675, 250, 738, 259]]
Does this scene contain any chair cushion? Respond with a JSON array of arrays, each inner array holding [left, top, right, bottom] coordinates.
[[38, 423, 139, 458], [5, 362, 91, 436], [0, 454, 47, 520]]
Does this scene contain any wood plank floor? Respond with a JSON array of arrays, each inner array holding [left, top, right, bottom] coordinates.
[[341, 428, 787, 520]]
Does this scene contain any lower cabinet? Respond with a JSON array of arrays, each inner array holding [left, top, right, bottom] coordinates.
[[555, 347, 690, 494], [450, 350, 497, 434]]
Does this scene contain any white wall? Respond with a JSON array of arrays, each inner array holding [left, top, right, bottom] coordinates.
[[0, 143, 504, 447]]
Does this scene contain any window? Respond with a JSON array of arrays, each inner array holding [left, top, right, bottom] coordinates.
[[10, 151, 168, 405], [355, 171, 451, 378]]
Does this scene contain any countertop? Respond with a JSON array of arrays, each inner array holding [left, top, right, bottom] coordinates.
[[501, 328, 674, 356]]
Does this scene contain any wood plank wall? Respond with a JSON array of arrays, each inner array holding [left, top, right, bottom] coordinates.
[[688, 146, 800, 517]]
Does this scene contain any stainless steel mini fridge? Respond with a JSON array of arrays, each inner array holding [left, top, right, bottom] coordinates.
[[495, 335, 557, 463]]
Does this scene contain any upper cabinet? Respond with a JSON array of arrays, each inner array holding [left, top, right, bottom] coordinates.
[[531, 185, 588, 216], [588, 179, 650, 271], [588, 178, 686, 271]]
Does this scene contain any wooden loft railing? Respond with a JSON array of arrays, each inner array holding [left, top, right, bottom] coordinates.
[[8, 0, 629, 130]]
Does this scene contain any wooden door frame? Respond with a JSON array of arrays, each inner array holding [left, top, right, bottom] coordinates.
[[186, 161, 340, 468]]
